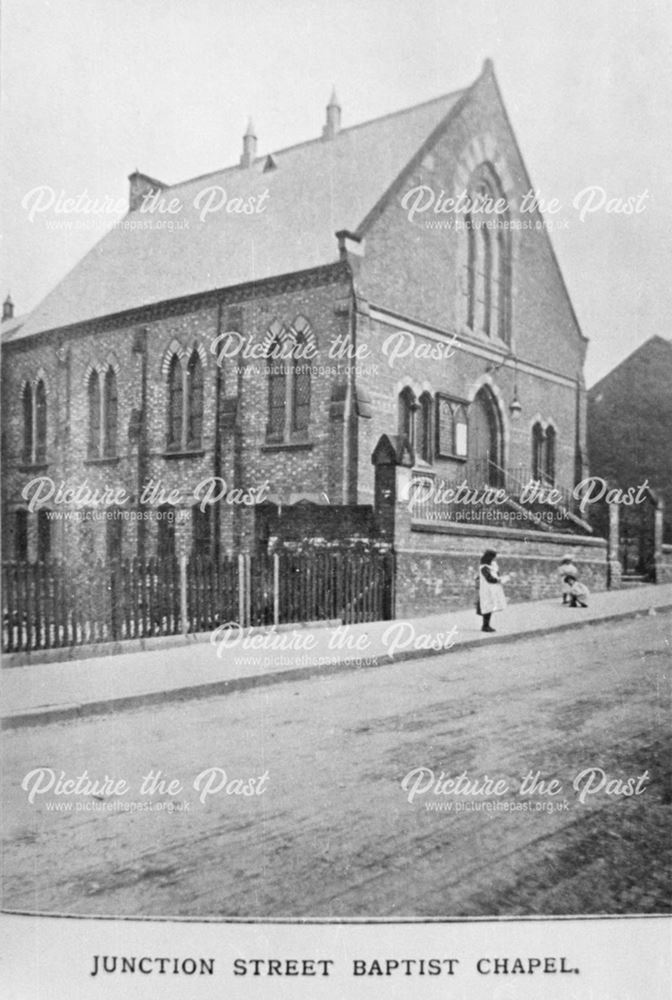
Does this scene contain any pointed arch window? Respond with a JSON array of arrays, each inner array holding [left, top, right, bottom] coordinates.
[[22, 384, 33, 465], [164, 346, 206, 454], [292, 334, 311, 435], [267, 338, 287, 443], [103, 369, 118, 457], [167, 355, 183, 451], [186, 351, 204, 449], [418, 392, 433, 463], [531, 422, 557, 485], [532, 422, 545, 481], [398, 387, 416, 448], [88, 371, 101, 458], [461, 163, 511, 344], [88, 366, 118, 460], [34, 381, 47, 463], [545, 426, 556, 485], [265, 319, 314, 444], [21, 379, 48, 466], [436, 395, 468, 459]]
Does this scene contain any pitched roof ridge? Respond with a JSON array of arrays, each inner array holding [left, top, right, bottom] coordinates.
[[589, 335, 672, 392], [165, 87, 465, 193]]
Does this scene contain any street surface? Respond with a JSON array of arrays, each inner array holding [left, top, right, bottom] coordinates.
[[2, 613, 671, 917]]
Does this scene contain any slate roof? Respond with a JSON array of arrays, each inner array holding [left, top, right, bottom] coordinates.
[[1, 313, 26, 342], [588, 335, 672, 394], [15, 86, 468, 342]]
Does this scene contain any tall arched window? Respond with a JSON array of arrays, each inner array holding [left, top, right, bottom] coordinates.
[[532, 422, 545, 481], [480, 224, 493, 336], [88, 371, 101, 458], [292, 334, 311, 435], [34, 381, 47, 463], [22, 384, 33, 464], [167, 355, 183, 450], [462, 163, 510, 343], [103, 368, 118, 457], [398, 387, 416, 448], [531, 423, 557, 484], [166, 349, 205, 452], [267, 336, 287, 443], [545, 426, 556, 485], [418, 392, 432, 463], [21, 380, 47, 465], [186, 351, 203, 449], [265, 320, 314, 444]]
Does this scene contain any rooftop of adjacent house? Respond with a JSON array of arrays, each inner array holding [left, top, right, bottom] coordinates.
[[589, 335, 672, 395], [10, 69, 480, 343]]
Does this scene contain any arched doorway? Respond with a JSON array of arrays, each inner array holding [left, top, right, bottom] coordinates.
[[469, 386, 503, 486]]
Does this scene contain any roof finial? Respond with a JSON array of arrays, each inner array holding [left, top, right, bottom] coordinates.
[[323, 87, 341, 140], [240, 118, 258, 168]]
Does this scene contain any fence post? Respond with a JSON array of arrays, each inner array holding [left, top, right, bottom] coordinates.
[[245, 553, 251, 626], [179, 554, 189, 635], [273, 552, 280, 625], [238, 553, 251, 627], [607, 502, 621, 590]]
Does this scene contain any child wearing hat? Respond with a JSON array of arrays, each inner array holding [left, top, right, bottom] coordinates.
[[558, 555, 578, 605], [565, 574, 589, 608]]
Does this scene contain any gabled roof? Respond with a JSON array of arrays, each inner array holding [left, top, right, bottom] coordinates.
[[16, 86, 469, 341], [589, 335, 672, 395], [1, 314, 26, 343]]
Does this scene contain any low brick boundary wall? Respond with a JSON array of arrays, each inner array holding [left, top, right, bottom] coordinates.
[[395, 528, 608, 617]]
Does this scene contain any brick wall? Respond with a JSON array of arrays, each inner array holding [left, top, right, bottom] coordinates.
[[659, 545, 672, 584], [356, 64, 587, 382], [394, 533, 608, 618], [354, 310, 581, 506], [1, 267, 353, 565]]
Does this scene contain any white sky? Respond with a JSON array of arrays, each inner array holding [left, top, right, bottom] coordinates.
[[1, 0, 670, 386]]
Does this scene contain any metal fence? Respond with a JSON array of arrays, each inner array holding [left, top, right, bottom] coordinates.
[[2, 547, 395, 654]]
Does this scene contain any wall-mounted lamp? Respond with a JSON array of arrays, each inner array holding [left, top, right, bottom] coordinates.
[[509, 388, 522, 418], [486, 353, 522, 419]]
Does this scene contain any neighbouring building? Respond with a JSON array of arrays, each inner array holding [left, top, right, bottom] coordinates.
[[2, 61, 611, 619], [588, 335, 672, 581]]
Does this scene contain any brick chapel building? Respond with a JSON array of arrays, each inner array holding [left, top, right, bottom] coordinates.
[[1, 61, 609, 616]]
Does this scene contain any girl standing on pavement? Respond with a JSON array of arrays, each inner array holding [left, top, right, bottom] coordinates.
[[476, 549, 507, 633]]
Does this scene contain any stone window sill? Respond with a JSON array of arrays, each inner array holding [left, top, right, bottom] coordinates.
[[161, 449, 206, 460], [261, 440, 314, 453], [18, 462, 49, 473], [84, 456, 121, 466]]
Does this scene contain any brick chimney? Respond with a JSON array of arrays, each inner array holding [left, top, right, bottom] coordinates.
[[128, 171, 166, 212], [2, 294, 14, 321], [322, 87, 341, 139], [240, 119, 257, 168]]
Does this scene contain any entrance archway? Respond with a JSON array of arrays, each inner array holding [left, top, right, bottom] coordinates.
[[469, 386, 503, 486]]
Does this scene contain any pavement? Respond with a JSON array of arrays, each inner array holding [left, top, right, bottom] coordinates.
[[2, 583, 671, 730]]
